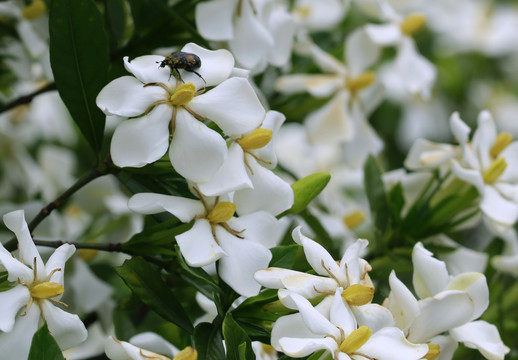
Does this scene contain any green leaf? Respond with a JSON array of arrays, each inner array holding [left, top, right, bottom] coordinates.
[[363, 155, 390, 234], [286, 172, 331, 214], [28, 324, 65, 360], [388, 182, 405, 224], [193, 322, 225, 360], [49, 0, 109, 155], [116, 257, 194, 334], [223, 313, 255, 360], [176, 247, 221, 299], [269, 244, 300, 269], [105, 0, 127, 48]]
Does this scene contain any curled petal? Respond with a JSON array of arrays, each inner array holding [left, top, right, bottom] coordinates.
[[124, 55, 172, 85], [176, 219, 225, 267], [3, 210, 43, 271], [450, 321, 509, 360], [0, 285, 31, 332], [472, 111, 496, 170], [110, 105, 172, 168], [279, 337, 337, 357], [386, 271, 419, 332], [412, 242, 450, 298], [361, 327, 429, 360], [447, 272, 489, 320], [129, 332, 179, 357], [480, 185, 518, 226], [44, 244, 75, 286], [128, 193, 204, 222], [42, 301, 88, 350]]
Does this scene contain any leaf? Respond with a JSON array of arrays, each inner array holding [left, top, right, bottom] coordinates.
[[28, 324, 65, 360], [116, 257, 194, 333], [49, 0, 109, 155], [363, 155, 390, 234], [105, 0, 127, 48], [269, 244, 300, 269], [193, 322, 225, 360], [176, 246, 221, 299], [223, 313, 255, 360], [286, 172, 331, 214]]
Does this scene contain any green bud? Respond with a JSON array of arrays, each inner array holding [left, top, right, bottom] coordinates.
[[287, 172, 331, 214]]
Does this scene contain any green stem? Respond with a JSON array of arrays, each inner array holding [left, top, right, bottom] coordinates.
[[5, 157, 118, 251]]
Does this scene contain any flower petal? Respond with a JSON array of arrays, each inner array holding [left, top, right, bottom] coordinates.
[[0, 305, 40, 360], [42, 301, 88, 350], [266, 7, 295, 67], [110, 105, 171, 168], [480, 185, 518, 226], [197, 143, 252, 196], [105, 336, 148, 360], [189, 77, 265, 136], [128, 193, 203, 222], [68, 259, 113, 313], [169, 110, 228, 183], [339, 238, 369, 285], [0, 285, 31, 332], [233, 158, 293, 216], [275, 74, 343, 98], [329, 289, 356, 334], [44, 244, 75, 286], [412, 242, 450, 298], [361, 327, 429, 360], [345, 28, 380, 75], [124, 55, 172, 84], [176, 219, 225, 267], [472, 110, 496, 170], [228, 211, 287, 249], [278, 337, 337, 357], [450, 321, 509, 360], [195, 0, 235, 41], [3, 210, 43, 270], [447, 272, 489, 320], [96, 76, 165, 117], [352, 304, 396, 332], [0, 243, 33, 283], [129, 332, 179, 357], [364, 23, 401, 45], [217, 229, 272, 297], [386, 271, 419, 332]]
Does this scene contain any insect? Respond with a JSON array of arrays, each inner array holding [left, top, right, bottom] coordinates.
[[157, 51, 206, 83]]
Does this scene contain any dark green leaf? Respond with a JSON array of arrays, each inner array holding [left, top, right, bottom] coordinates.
[[193, 322, 225, 360], [176, 247, 221, 299], [388, 182, 405, 224], [363, 155, 390, 234], [269, 245, 300, 269], [49, 0, 109, 155], [105, 0, 127, 49], [116, 257, 194, 333], [28, 323, 65, 360], [223, 313, 255, 360], [122, 217, 185, 256]]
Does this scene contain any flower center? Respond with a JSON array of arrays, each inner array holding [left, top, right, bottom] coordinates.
[[170, 83, 196, 106], [173, 347, 198, 360], [482, 157, 507, 184], [346, 71, 376, 94], [339, 326, 372, 354], [207, 202, 236, 224], [343, 211, 366, 230], [237, 129, 273, 151], [422, 343, 440, 360], [341, 284, 375, 306], [29, 281, 64, 299], [295, 5, 311, 19], [22, 0, 46, 20], [400, 13, 426, 36], [490, 132, 513, 158]]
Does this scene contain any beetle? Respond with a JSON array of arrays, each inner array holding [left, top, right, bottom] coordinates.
[[157, 51, 206, 83]]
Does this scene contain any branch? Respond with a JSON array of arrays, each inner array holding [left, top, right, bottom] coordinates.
[[0, 82, 57, 114], [4, 157, 119, 251], [33, 239, 124, 253]]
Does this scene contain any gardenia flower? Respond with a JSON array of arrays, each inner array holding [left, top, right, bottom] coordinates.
[[384, 242, 509, 360], [106, 333, 196, 360], [0, 210, 87, 360], [128, 189, 286, 297], [96, 43, 265, 183], [273, 289, 429, 359]]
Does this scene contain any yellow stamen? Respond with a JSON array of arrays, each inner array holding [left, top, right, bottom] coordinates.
[[343, 211, 366, 230], [207, 202, 236, 223], [482, 157, 507, 184], [347, 71, 376, 93], [339, 326, 372, 354], [237, 129, 273, 150], [170, 83, 196, 106], [30, 282, 64, 299], [341, 284, 375, 306], [490, 132, 513, 158], [295, 5, 311, 18], [400, 13, 426, 36], [22, 0, 46, 20], [173, 347, 198, 360], [422, 344, 440, 360]]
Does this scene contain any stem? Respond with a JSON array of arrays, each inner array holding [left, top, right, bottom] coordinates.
[[4, 157, 118, 251], [0, 82, 57, 114], [33, 239, 124, 253]]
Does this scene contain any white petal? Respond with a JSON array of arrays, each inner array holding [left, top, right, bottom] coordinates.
[[195, 0, 235, 41], [267, 8, 295, 67], [250, 110, 286, 169], [450, 321, 509, 360], [345, 28, 380, 75], [305, 90, 353, 144], [124, 55, 172, 84], [169, 110, 228, 183], [292, 227, 345, 283], [279, 337, 337, 357], [69, 259, 113, 313], [180, 43, 235, 87], [307, 41, 345, 74], [450, 112, 471, 146], [128, 193, 203, 222], [364, 23, 401, 45], [197, 143, 252, 196], [228, 211, 287, 248], [0, 305, 40, 360], [472, 111, 496, 170], [228, 0, 273, 69], [176, 219, 225, 267], [451, 160, 485, 194], [105, 336, 148, 360], [404, 139, 458, 170], [386, 271, 419, 332], [189, 77, 265, 136], [42, 301, 87, 350], [0, 285, 31, 332], [3, 210, 43, 270], [407, 291, 475, 343], [217, 230, 272, 297], [481, 185, 518, 226], [0, 243, 33, 283], [412, 243, 450, 298], [340, 238, 369, 285], [129, 332, 179, 357], [352, 304, 396, 332], [96, 76, 165, 117], [44, 244, 75, 290], [293, 0, 345, 31], [110, 105, 171, 168], [361, 327, 429, 360], [447, 272, 488, 320], [233, 159, 293, 216], [275, 74, 343, 98], [329, 289, 356, 334], [499, 142, 518, 182]]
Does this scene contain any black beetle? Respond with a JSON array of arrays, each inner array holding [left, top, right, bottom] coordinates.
[[157, 51, 206, 83]]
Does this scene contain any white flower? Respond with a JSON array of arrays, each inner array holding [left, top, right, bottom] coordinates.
[[128, 189, 286, 297], [96, 43, 265, 183], [291, 0, 348, 32], [105, 333, 192, 360], [273, 289, 428, 359], [0, 210, 87, 360], [384, 242, 509, 360]]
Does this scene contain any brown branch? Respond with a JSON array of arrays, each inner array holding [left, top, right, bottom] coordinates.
[[0, 82, 57, 114]]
